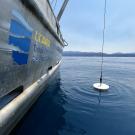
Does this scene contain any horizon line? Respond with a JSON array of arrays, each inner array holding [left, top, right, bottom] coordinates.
[[63, 51, 135, 54]]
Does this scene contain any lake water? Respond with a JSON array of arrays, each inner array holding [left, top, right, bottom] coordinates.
[[11, 57, 135, 135]]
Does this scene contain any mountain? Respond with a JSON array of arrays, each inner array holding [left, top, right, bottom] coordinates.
[[63, 51, 135, 57]]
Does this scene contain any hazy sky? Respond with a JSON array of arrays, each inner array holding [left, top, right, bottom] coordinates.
[[52, 0, 135, 53]]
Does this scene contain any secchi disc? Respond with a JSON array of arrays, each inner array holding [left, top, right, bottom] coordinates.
[[93, 83, 109, 91]]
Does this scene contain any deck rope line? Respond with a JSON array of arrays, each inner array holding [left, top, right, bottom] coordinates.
[[100, 0, 107, 84]]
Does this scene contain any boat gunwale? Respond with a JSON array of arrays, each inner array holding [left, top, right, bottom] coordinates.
[[21, 0, 65, 47]]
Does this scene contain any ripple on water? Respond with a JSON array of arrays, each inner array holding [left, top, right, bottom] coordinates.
[[62, 75, 135, 118]]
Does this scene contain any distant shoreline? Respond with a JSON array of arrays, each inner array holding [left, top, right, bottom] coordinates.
[[63, 51, 135, 57]]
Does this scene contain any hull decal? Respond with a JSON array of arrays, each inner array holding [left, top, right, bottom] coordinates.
[[9, 10, 33, 65]]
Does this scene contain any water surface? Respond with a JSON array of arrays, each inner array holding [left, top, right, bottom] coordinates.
[[11, 57, 135, 135]]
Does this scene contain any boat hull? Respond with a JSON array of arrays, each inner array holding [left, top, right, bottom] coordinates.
[[0, 0, 64, 98], [0, 62, 61, 135]]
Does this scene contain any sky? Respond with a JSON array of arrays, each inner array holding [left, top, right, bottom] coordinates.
[[51, 0, 135, 53]]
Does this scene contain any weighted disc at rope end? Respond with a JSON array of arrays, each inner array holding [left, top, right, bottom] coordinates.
[[93, 83, 109, 91]]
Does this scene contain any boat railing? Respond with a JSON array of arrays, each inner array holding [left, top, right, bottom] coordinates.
[[33, 0, 57, 34], [29, 0, 64, 45]]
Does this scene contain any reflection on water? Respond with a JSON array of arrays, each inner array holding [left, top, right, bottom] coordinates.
[[11, 57, 135, 135], [11, 71, 67, 135]]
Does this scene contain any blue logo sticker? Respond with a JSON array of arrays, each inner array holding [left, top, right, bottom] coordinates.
[[9, 10, 33, 65]]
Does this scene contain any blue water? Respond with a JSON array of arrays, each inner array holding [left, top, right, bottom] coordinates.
[[11, 57, 135, 135]]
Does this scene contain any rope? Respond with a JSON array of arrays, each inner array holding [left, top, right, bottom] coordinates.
[[53, 0, 58, 10], [50, 0, 58, 11], [100, 0, 107, 84], [51, 0, 55, 5]]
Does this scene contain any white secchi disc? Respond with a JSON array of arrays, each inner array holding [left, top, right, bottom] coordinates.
[[93, 83, 109, 91]]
